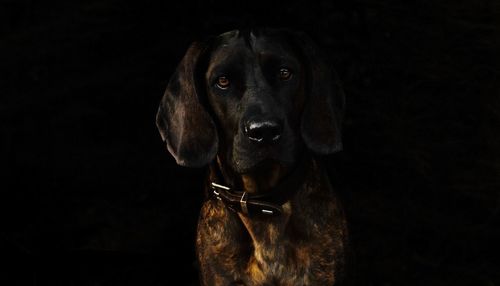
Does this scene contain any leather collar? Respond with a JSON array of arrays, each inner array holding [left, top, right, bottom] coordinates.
[[209, 155, 309, 217]]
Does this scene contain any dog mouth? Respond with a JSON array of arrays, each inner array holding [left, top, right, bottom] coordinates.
[[233, 156, 290, 174], [232, 152, 266, 174], [230, 125, 298, 174], [231, 145, 296, 174]]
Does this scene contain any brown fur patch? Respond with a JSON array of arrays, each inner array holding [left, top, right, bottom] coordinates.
[[197, 160, 347, 285], [241, 162, 288, 194]]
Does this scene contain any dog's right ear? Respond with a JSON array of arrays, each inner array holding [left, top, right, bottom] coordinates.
[[156, 42, 218, 167], [289, 31, 346, 155]]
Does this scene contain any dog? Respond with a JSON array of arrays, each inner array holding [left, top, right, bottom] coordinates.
[[156, 28, 348, 285]]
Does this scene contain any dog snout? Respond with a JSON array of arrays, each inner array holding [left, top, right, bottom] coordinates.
[[243, 118, 283, 144]]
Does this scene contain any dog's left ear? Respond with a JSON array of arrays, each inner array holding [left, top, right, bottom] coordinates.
[[291, 31, 346, 154], [156, 42, 218, 167]]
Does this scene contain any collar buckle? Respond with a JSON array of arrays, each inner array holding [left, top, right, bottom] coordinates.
[[240, 192, 249, 215], [211, 182, 229, 201]]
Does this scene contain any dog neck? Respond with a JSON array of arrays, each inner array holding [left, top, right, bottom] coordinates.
[[214, 154, 304, 194], [240, 163, 289, 194], [208, 153, 310, 217]]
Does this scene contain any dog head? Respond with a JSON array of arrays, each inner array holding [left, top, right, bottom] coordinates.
[[156, 28, 345, 173]]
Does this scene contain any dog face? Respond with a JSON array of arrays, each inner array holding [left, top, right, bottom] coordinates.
[[205, 30, 305, 173], [156, 29, 345, 173]]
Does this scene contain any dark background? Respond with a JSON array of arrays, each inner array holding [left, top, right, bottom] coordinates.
[[1, 0, 499, 285]]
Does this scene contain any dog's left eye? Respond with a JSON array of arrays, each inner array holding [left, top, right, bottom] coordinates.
[[215, 76, 230, 89], [279, 68, 292, 80]]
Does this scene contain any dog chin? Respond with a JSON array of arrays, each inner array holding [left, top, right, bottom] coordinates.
[[231, 152, 294, 174], [231, 154, 264, 174]]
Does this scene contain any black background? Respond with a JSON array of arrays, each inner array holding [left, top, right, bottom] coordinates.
[[2, 0, 499, 285]]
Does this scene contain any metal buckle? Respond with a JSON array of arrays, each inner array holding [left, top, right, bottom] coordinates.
[[261, 209, 274, 215], [211, 182, 230, 201], [240, 192, 249, 215]]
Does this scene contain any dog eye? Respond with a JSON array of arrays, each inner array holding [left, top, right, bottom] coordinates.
[[279, 68, 292, 80], [215, 76, 230, 89]]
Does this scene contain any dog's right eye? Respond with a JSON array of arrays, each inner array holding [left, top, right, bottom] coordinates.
[[215, 76, 230, 89], [279, 68, 292, 81]]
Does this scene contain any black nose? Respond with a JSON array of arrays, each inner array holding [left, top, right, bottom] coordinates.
[[243, 119, 283, 143]]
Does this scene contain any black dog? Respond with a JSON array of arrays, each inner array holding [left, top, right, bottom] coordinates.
[[156, 28, 347, 285]]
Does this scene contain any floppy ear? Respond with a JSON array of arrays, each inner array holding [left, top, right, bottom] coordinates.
[[156, 42, 218, 167], [293, 32, 346, 154]]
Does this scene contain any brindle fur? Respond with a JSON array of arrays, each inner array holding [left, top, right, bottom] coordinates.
[[197, 159, 347, 285], [156, 28, 348, 285]]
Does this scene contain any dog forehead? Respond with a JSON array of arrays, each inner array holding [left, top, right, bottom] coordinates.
[[208, 31, 296, 67], [209, 35, 250, 63], [251, 33, 294, 56]]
